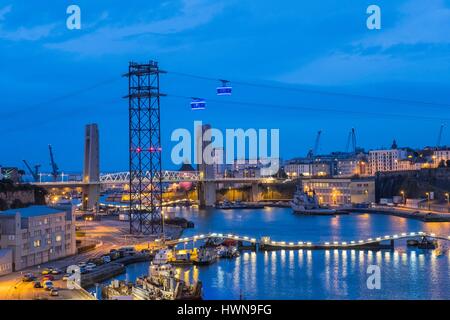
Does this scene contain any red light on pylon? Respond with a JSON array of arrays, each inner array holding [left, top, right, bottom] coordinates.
[[136, 147, 142, 153]]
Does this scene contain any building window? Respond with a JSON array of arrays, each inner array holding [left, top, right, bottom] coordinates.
[[56, 235, 62, 242], [33, 240, 41, 248], [7, 235, 15, 241]]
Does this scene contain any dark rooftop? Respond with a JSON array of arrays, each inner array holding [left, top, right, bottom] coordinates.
[[0, 205, 64, 218]]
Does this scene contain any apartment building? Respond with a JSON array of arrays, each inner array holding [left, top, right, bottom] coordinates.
[[0, 206, 76, 271], [284, 160, 331, 177], [368, 141, 408, 174], [433, 148, 450, 167]]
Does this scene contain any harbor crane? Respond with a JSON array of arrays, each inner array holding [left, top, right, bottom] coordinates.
[[345, 128, 357, 154], [436, 124, 444, 148], [48, 145, 59, 181], [307, 130, 322, 159], [22, 160, 41, 182]]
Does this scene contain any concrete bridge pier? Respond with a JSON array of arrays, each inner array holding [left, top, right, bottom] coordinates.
[[199, 181, 216, 208], [81, 124, 100, 212], [82, 184, 100, 212], [251, 183, 260, 202]]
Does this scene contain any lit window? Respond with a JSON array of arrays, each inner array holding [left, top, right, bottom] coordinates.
[[56, 235, 62, 242], [33, 240, 41, 247]]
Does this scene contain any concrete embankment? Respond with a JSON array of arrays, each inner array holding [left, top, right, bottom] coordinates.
[[344, 207, 450, 222], [80, 254, 150, 287]]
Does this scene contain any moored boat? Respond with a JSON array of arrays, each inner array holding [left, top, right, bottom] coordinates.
[[290, 189, 337, 215], [192, 247, 217, 265], [102, 263, 202, 300]]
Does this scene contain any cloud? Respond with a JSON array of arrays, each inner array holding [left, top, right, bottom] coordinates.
[[46, 0, 228, 56], [277, 0, 450, 86], [357, 0, 450, 49], [277, 53, 410, 86], [0, 4, 58, 41], [0, 23, 58, 41], [0, 5, 12, 21]]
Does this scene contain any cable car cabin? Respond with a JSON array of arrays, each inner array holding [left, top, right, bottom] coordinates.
[[216, 86, 232, 96], [191, 99, 206, 110]]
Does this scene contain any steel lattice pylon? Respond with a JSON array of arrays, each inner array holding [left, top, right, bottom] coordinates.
[[125, 61, 165, 235]]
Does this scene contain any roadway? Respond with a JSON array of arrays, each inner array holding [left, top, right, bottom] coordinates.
[[0, 218, 177, 300]]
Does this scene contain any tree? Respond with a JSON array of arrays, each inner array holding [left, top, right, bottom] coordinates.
[[10, 199, 25, 209], [438, 160, 446, 168], [0, 198, 7, 211]]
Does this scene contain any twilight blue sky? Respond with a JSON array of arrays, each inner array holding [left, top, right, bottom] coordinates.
[[1, 0, 450, 172]]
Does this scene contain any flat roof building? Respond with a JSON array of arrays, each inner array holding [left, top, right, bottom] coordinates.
[[302, 178, 375, 206], [0, 205, 76, 271]]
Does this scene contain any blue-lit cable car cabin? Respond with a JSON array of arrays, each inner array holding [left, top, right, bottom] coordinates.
[[217, 80, 232, 96], [191, 98, 206, 110]]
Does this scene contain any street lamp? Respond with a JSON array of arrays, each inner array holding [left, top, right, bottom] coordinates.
[[425, 192, 431, 211], [445, 193, 449, 213], [400, 190, 405, 205]]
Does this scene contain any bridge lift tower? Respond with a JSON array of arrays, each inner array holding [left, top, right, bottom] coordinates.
[[125, 61, 165, 235]]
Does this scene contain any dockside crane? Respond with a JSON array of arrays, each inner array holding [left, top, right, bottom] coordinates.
[[48, 145, 59, 181], [22, 160, 41, 182], [345, 128, 357, 154], [351, 128, 357, 154], [436, 124, 444, 148], [307, 130, 322, 159]]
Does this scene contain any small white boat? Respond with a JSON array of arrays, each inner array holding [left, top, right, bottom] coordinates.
[[193, 248, 217, 265], [153, 249, 172, 265]]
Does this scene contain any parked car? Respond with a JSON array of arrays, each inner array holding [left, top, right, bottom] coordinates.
[[119, 246, 136, 256], [33, 281, 43, 289], [109, 251, 120, 260], [51, 268, 61, 275], [77, 262, 87, 268], [41, 268, 51, 275], [86, 263, 96, 272], [22, 273, 36, 282], [44, 281, 54, 291], [102, 255, 111, 263], [43, 275, 54, 281], [50, 288, 59, 296]]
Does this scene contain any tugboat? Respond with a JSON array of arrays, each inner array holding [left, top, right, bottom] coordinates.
[[216, 245, 239, 259], [102, 263, 202, 300], [290, 188, 336, 215], [153, 249, 173, 265], [192, 247, 217, 265]]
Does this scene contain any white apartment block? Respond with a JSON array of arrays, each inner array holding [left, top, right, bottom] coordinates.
[[368, 149, 408, 174], [0, 206, 76, 271], [285, 163, 312, 177], [433, 149, 450, 167]]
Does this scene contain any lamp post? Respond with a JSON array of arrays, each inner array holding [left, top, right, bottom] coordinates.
[[445, 193, 449, 213], [400, 190, 405, 205], [425, 192, 431, 211]]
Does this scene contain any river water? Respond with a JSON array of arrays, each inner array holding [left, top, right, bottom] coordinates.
[[95, 207, 450, 299]]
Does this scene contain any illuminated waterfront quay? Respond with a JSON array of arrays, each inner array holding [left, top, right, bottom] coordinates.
[[90, 207, 450, 300]]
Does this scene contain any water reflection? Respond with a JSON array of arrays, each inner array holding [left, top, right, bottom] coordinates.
[[92, 247, 450, 300], [92, 207, 450, 299]]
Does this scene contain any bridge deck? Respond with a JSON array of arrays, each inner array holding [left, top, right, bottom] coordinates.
[[166, 231, 450, 250]]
